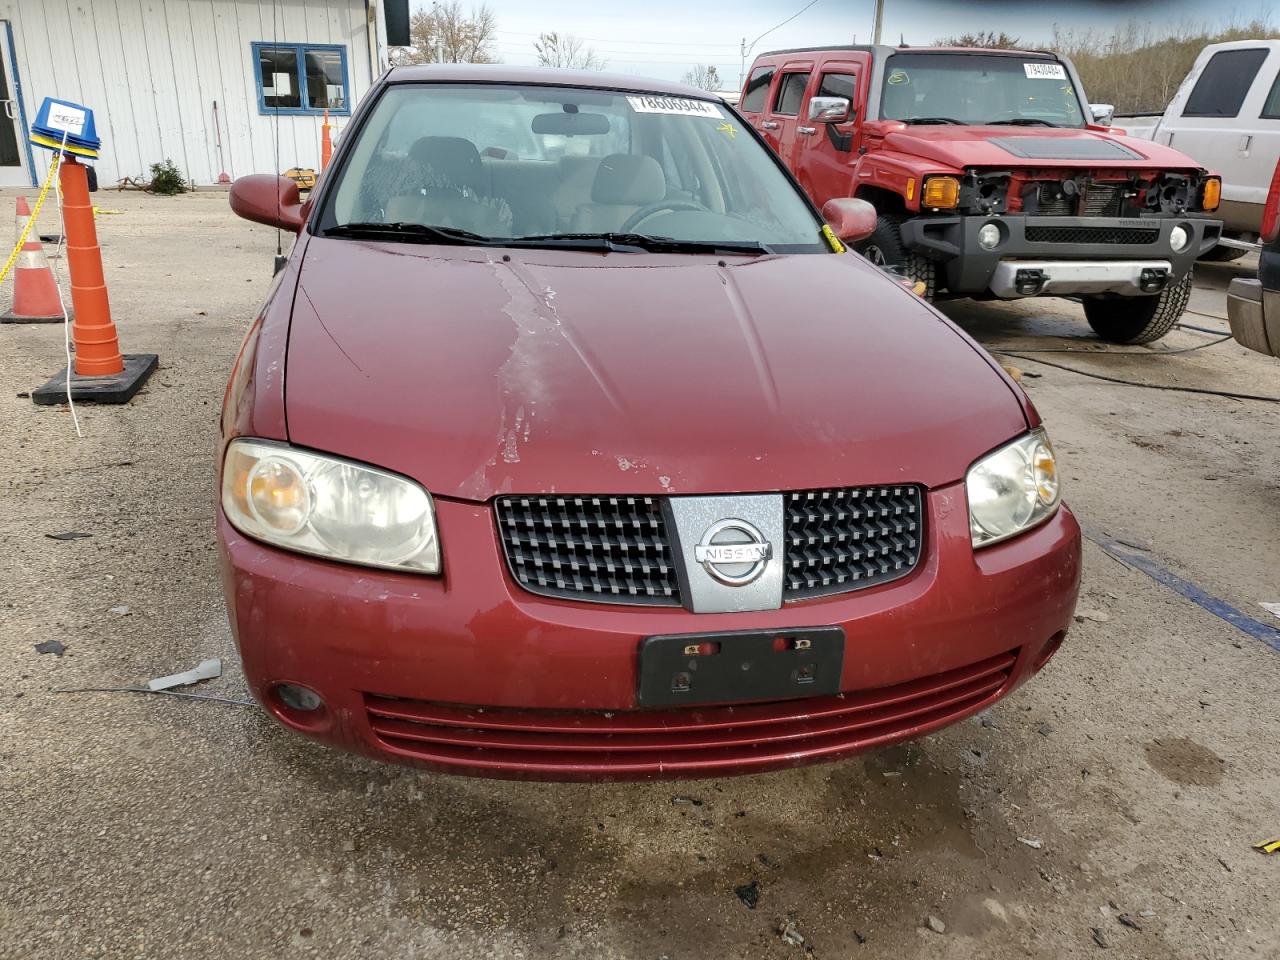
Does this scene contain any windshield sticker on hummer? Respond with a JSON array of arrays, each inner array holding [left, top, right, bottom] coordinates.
[[626, 96, 722, 118], [1023, 62, 1067, 80], [887, 69, 909, 84]]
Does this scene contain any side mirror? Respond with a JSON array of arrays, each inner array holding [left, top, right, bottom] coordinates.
[[808, 96, 852, 123], [822, 197, 876, 244], [1089, 103, 1115, 126], [229, 174, 305, 232]]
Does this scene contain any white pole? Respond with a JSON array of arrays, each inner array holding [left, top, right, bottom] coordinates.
[[871, 0, 885, 45]]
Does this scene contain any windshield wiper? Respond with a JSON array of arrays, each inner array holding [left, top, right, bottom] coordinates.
[[904, 116, 965, 125], [986, 118, 1062, 127], [323, 222, 496, 245], [509, 232, 772, 256]]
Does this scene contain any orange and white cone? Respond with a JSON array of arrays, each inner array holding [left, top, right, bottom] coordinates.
[[1, 197, 67, 324]]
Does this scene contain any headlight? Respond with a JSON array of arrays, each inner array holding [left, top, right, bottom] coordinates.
[[1169, 224, 1189, 252], [221, 439, 440, 573], [966, 429, 1061, 548]]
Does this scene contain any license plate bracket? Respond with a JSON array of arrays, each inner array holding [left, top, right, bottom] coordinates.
[[637, 626, 845, 708]]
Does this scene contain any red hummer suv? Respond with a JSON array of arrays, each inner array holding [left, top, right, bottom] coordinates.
[[740, 46, 1225, 343]]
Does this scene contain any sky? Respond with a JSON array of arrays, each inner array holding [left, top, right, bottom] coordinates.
[[419, 0, 1278, 87]]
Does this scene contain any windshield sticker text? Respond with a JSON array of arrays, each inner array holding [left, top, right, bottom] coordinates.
[[626, 96, 722, 118], [1024, 63, 1067, 80]]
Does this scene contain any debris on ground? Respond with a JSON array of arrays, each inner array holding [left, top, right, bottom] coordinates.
[[1075, 609, 1112, 623], [108, 605, 131, 616], [778, 918, 805, 947], [1091, 927, 1109, 948], [757, 853, 780, 869], [34, 640, 66, 656], [734, 880, 761, 910], [1218, 857, 1233, 872], [925, 915, 946, 934], [1258, 602, 1280, 621], [1018, 837, 1044, 849], [1117, 914, 1142, 931], [1037, 722, 1055, 737], [148, 658, 221, 691], [45, 531, 92, 541], [1253, 837, 1280, 855], [853, 930, 867, 944], [670, 796, 703, 806]]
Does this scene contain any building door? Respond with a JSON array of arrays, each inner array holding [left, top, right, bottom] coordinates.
[[0, 24, 30, 187]]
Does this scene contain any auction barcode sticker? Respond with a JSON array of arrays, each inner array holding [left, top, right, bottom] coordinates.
[[1023, 62, 1067, 80], [626, 96, 722, 118]]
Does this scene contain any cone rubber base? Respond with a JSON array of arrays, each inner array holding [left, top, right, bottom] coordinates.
[[0, 309, 71, 324], [31, 354, 158, 405]]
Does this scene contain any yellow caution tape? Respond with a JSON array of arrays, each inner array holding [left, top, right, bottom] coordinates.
[[0, 153, 60, 286], [92, 207, 123, 215], [821, 224, 846, 253], [1255, 838, 1280, 855]]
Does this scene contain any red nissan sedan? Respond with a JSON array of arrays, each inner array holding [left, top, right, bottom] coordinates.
[[219, 65, 1080, 780]]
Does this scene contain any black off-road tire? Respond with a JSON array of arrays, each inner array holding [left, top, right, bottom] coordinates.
[[1082, 270, 1194, 344], [1197, 243, 1248, 263], [858, 214, 937, 300]]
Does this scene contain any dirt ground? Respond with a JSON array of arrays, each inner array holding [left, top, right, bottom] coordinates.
[[1, 190, 1277, 960]]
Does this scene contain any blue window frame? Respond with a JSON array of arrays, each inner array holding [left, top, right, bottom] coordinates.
[[252, 42, 351, 116]]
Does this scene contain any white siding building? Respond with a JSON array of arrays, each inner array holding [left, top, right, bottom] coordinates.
[[0, 1, 392, 188]]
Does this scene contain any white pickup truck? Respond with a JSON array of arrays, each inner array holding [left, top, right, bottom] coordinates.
[[1115, 39, 1280, 261]]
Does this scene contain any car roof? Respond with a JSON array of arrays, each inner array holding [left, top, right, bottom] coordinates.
[[757, 44, 1058, 60], [386, 63, 720, 99]]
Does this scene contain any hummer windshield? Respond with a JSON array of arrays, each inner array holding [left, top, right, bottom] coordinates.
[[880, 53, 1087, 128], [320, 82, 830, 254]]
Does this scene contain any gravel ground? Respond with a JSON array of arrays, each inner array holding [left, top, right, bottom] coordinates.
[[1, 190, 1277, 960]]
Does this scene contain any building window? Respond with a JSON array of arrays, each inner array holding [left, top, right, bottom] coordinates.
[[253, 42, 350, 116]]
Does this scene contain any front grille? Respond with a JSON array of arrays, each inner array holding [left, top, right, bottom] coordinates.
[[495, 495, 681, 605], [496, 486, 926, 606], [784, 486, 924, 599], [363, 650, 1017, 777], [1025, 225, 1159, 245]]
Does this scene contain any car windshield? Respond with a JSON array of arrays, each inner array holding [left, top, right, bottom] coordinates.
[[321, 83, 828, 253], [880, 53, 1086, 127]]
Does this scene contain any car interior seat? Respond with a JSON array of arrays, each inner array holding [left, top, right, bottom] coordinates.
[[571, 154, 667, 234]]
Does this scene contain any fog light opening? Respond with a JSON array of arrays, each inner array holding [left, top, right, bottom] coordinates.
[[1169, 224, 1189, 253], [978, 222, 1001, 250], [1033, 631, 1066, 673], [276, 683, 323, 711]]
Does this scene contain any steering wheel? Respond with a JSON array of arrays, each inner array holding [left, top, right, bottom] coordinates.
[[619, 200, 708, 233]]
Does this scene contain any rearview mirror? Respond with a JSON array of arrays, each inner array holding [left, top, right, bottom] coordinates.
[[531, 112, 612, 136], [229, 174, 304, 232], [822, 197, 876, 244], [808, 96, 851, 123], [1089, 103, 1115, 126]]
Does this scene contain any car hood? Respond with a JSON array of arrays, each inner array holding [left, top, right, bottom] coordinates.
[[287, 238, 1027, 501], [881, 124, 1205, 171]]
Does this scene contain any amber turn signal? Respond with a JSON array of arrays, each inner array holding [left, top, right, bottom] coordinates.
[[1201, 177, 1221, 212], [922, 176, 960, 209]]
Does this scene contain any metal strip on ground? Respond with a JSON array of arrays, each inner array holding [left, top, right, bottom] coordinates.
[[1084, 527, 1280, 652]]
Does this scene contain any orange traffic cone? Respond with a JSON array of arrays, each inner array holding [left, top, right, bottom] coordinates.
[[1, 197, 66, 323], [30, 156, 157, 405], [321, 110, 333, 170]]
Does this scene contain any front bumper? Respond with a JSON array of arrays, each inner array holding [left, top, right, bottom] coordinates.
[[1227, 278, 1280, 358], [218, 485, 1082, 781], [900, 214, 1222, 297]]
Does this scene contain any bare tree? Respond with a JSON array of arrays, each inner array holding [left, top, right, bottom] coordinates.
[[534, 32, 607, 70], [405, 2, 500, 64], [934, 31, 1022, 48], [681, 65, 722, 92]]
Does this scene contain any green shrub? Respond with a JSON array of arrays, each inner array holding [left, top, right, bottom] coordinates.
[[148, 159, 188, 196]]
